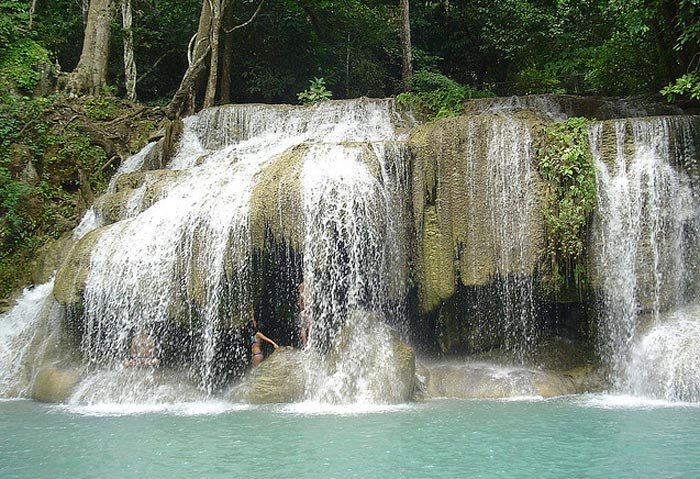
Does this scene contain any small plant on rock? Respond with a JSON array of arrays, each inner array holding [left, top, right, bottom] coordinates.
[[297, 77, 332, 105]]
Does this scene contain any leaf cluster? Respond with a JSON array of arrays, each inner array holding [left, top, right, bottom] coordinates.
[[661, 73, 700, 102], [396, 70, 493, 121], [535, 117, 597, 295], [297, 77, 332, 105]]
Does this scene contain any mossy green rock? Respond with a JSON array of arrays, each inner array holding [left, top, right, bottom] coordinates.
[[409, 112, 545, 314], [229, 347, 306, 404], [31, 232, 75, 285], [53, 227, 104, 305]]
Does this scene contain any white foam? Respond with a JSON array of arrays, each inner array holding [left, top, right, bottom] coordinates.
[[576, 393, 700, 410], [278, 400, 413, 416], [58, 400, 249, 417]]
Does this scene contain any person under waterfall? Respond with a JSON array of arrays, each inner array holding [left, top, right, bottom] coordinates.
[[123, 326, 160, 368], [249, 312, 279, 367]]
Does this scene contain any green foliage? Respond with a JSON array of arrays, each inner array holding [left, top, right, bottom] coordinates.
[[0, 94, 110, 298], [535, 117, 597, 295], [661, 73, 700, 102], [0, 0, 29, 50], [583, 31, 658, 95], [396, 70, 493, 120], [84, 96, 120, 121], [514, 66, 565, 95], [0, 37, 50, 92], [297, 77, 332, 105]]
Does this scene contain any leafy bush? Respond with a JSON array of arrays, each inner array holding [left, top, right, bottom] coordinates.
[[396, 70, 493, 121], [513, 66, 565, 95], [0, 38, 50, 92], [297, 77, 332, 105], [535, 117, 596, 295], [661, 73, 700, 102]]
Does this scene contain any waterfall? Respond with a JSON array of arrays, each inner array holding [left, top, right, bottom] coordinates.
[[590, 116, 700, 398], [461, 115, 540, 360], [482, 116, 539, 359], [300, 141, 408, 404], [74, 98, 412, 398], [0, 280, 59, 397]]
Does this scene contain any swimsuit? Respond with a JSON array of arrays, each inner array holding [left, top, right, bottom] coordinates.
[[251, 334, 263, 357]]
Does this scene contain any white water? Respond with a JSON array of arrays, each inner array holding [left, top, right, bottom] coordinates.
[[75, 99, 413, 401], [0, 280, 55, 396], [461, 115, 539, 360], [590, 116, 700, 397], [299, 124, 409, 404], [628, 305, 700, 401]]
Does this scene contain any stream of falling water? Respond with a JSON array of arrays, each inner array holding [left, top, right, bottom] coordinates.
[[300, 142, 408, 404], [590, 116, 700, 399]]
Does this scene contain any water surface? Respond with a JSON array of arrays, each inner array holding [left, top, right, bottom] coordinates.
[[2, 396, 698, 479]]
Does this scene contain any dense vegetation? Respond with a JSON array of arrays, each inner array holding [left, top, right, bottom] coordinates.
[[2, 0, 698, 104], [0, 0, 698, 300]]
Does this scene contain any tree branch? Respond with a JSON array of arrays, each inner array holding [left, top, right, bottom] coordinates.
[[223, 0, 266, 34], [137, 48, 176, 84]]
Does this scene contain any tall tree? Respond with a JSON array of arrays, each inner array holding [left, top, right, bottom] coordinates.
[[167, 0, 265, 117], [400, 0, 413, 88], [66, 0, 116, 95], [122, 0, 137, 102]]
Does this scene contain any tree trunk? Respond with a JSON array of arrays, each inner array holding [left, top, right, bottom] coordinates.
[[82, 0, 90, 25], [204, 0, 223, 108], [166, 0, 213, 118], [220, 0, 235, 105], [399, 0, 413, 90], [122, 0, 137, 102], [66, 0, 116, 96]]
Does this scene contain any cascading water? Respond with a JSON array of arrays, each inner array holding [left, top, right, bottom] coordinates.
[[300, 142, 409, 404], [463, 115, 540, 361], [590, 116, 700, 399], [483, 116, 539, 359], [0, 280, 55, 396], [74, 98, 412, 401]]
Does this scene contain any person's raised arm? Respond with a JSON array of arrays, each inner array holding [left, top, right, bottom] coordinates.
[[256, 332, 279, 349]]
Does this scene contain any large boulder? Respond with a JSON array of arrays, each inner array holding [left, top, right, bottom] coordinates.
[[32, 367, 83, 403], [229, 347, 307, 404], [418, 362, 578, 399]]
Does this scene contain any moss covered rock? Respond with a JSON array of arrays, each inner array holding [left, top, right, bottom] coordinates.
[[410, 112, 546, 313], [31, 367, 83, 403], [53, 227, 105, 305], [229, 347, 307, 404]]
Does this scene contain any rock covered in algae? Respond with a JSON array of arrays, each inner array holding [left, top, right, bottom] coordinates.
[[409, 111, 546, 314], [94, 169, 184, 225], [31, 232, 75, 285], [418, 362, 579, 399], [249, 145, 306, 250], [32, 367, 83, 403], [229, 347, 307, 404], [53, 227, 105, 305], [390, 335, 417, 401]]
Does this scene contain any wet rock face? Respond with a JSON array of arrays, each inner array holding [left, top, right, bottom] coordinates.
[[409, 112, 545, 315], [53, 228, 104, 305], [31, 367, 83, 403], [462, 95, 684, 122], [418, 362, 588, 399]]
